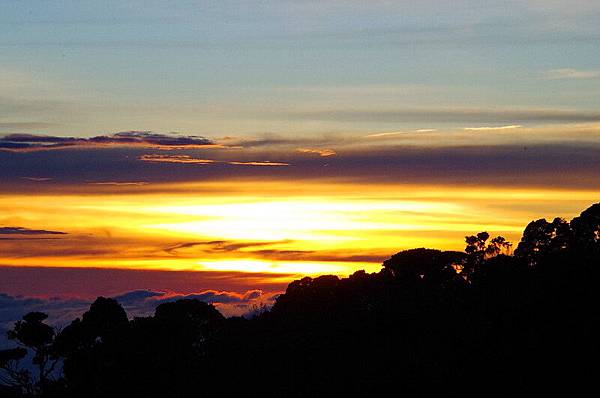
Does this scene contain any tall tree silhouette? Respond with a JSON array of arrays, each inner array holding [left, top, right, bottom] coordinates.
[[515, 217, 571, 266], [0, 312, 59, 396]]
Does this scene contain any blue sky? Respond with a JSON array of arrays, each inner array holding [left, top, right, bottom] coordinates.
[[1, 1, 600, 321], [1, 1, 600, 136]]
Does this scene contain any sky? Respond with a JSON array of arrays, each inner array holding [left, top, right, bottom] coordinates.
[[1, 1, 600, 326]]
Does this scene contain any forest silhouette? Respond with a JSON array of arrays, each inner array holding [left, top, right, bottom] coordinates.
[[1, 203, 599, 397]]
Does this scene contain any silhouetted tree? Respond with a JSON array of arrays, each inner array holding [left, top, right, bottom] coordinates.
[[0, 312, 59, 396], [515, 217, 571, 266], [571, 203, 600, 260], [381, 248, 465, 283], [464, 232, 511, 278], [53, 297, 129, 398], [0, 348, 29, 395]]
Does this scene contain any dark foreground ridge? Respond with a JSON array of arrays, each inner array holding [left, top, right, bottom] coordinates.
[[2, 203, 600, 397]]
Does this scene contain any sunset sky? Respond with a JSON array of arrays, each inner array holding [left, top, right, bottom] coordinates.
[[1, 1, 600, 321]]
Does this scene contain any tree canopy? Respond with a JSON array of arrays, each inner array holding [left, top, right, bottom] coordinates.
[[2, 202, 599, 397]]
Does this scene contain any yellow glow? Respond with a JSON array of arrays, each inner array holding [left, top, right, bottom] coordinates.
[[195, 259, 381, 275], [0, 181, 598, 282]]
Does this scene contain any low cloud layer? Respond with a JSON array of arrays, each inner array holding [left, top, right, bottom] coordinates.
[[2, 137, 599, 191], [0, 288, 280, 348], [111, 288, 279, 318]]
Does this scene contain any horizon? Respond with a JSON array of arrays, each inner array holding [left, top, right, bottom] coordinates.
[[2, 0, 600, 319]]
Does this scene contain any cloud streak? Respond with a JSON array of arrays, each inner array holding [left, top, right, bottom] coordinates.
[[140, 154, 289, 167], [1, 127, 600, 195], [0, 227, 66, 235], [285, 108, 600, 124], [544, 68, 600, 80], [297, 148, 336, 157], [139, 154, 215, 164], [86, 181, 149, 186], [464, 125, 523, 131], [164, 240, 294, 255], [227, 161, 290, 166], [0, 131, 216, 152]]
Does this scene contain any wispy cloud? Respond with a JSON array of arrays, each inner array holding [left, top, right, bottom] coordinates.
[[86, 181, 149, 186], [227, 161, 290, 166], [139, 154, 216, 164], [20, 177, 53, 182], [139, 154, 289, 166], [297, 148, 337, 157], [464, 125, 523, 131], [286, 107, 600, 124], [164, 240, 293, 255], [365, 129, 437, 138], [2, 127, 600, 192], [544, 68, 600, 80], [365, 131, 409, 138]]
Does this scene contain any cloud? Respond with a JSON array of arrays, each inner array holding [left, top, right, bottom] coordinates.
[[164, 240, 294, 254], [544, 68, 600, 80], [285, 107, 600, 124], [20, 177, 53, 182], [165, 290, 259, 304], [297, 148, 337, 157], [139, 154, 289, 167], [0, 267, 292, 299], [144, 289, 280, 317], [0, 287, 281, 347], [0, 227, 66, 235], [365, 131, 410, 138], [227, 161, 290, 166], [365, 129, 438, 138], [0, 131, 215, 152], [139, 154, 216, 164], [2, 128, 600, 192], [111, 290, 166, 305], [100, 288, 279, 319], [247, 250, 385, 263], [464, 125, 523, 131], [0, 293, 89, 349], [162, 239, 386, 264], [86, 181, 149, 186]]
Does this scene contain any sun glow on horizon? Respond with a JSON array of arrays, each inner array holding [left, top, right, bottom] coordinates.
[[195, 259, 382, 275], [1, 180, 598, 279]]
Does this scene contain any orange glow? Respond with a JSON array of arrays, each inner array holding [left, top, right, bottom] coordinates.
[[0, 180, 598, 282]]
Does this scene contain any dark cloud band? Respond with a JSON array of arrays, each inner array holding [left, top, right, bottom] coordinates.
[[0, 227, 66, 235], [0, 131, 215, 152]]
